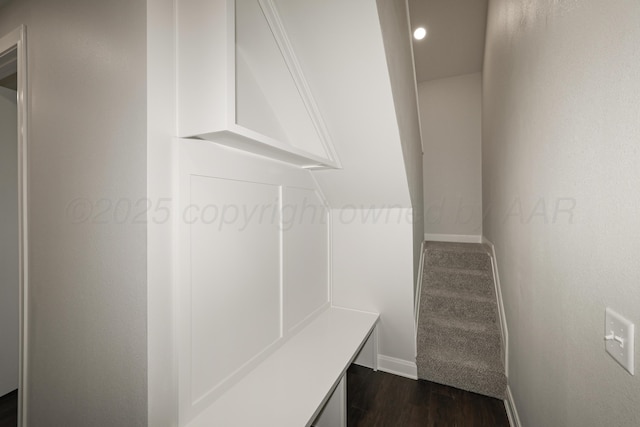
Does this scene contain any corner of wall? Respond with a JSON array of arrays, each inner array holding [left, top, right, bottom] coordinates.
[[377, 355, 418, 380]]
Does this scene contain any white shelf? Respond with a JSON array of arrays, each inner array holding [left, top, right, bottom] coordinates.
[[196, 124, 339, 169], [177, 0, 340, 169], [185, 307, 379, 427]]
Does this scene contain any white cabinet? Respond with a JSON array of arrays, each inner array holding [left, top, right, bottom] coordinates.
[[177, 0, 340, 169]]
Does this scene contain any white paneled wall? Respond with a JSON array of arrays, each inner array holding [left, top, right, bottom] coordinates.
[[282, 187, 329, 333], [169, 1, 421, 424], [189, 176, 282, 402], [178, 139, 329, 423]]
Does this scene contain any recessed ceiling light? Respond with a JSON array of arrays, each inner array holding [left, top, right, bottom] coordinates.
[[413, 27, 427, 40]]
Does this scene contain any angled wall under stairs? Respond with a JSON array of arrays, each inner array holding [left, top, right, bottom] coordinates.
[[417, 241, 506, 400]]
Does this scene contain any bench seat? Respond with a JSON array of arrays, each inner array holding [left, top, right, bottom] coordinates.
[[186, 307, 379, 427]]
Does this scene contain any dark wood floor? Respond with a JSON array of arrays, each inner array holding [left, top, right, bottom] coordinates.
[[347, 365, 510, 427], [0, 369, 509, 427], [0, 390, 17, 427]]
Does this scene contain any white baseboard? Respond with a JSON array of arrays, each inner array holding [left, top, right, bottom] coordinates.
[[424, 233, 482, 244], [504, 385, 522, 427], [377, 355, 417, 380], [414, 240, 426, 345], [484, 237, 517, 426], [482, 236, 509, 377]]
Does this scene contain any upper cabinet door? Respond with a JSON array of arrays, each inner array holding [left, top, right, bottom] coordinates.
[[177, 0, 340, 169]]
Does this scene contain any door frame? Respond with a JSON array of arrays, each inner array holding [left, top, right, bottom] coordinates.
[[0, 25, 28, 427]]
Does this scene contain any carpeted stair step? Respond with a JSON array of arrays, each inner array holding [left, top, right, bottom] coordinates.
[[417, 347, 507, 400], [421, 287, 498, 324], [423, 312, 500, 335], [419, 315, 502, 361], [425, 249, 492, 271], [423, 267, 495, 299], [417, 241, 506, 400]]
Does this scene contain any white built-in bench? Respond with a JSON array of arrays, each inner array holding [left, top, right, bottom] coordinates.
[[186, 307, 379, 427]]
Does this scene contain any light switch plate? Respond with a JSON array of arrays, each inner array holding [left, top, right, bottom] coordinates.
[[605, 308, 635, 375]]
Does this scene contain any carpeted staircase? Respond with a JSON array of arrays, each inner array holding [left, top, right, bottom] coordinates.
[[416, 241, 506, 400]]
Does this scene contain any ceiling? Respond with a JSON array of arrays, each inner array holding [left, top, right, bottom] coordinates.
[[408, 0, 488, 83]]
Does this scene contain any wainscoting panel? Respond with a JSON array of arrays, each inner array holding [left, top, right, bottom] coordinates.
[[178, 139, 329, 424], [282, 187, 329, 333], [189, 175, 282, 404]]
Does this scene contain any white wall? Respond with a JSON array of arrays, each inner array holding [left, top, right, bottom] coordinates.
[[274, 0, 412, 208], [273, 0, 419, 374], [419, 73, 482, 238], [483, 0, 640, 426], [331, 208, 417, 378], [376, 0, 423, 210], [0, 0, 148, 424], [376, 0, 425, 290], [0, 86, 18, 397]]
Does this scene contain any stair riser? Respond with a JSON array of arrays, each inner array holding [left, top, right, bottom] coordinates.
[[425, 242, 490, 254]]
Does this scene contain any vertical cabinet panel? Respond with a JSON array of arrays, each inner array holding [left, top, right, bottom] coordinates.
[[282, 187, 329, 333], [312, 376, 347, 427]]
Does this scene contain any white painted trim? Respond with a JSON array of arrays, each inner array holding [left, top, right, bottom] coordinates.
[[414, 239, 425, 347], [424, 233, 482, 243], [482, 236, 509, 377], [258, 0, 341, 169], [403, 0, 424, 154], [377, 355, 417, 380], [504, 385, 522, 427], [0, 25, 28, 427], [278, 185, 285, 337], [307, 173, 333, 308]]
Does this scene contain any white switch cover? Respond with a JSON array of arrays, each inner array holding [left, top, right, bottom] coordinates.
[[605, 308, 635, 375]]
